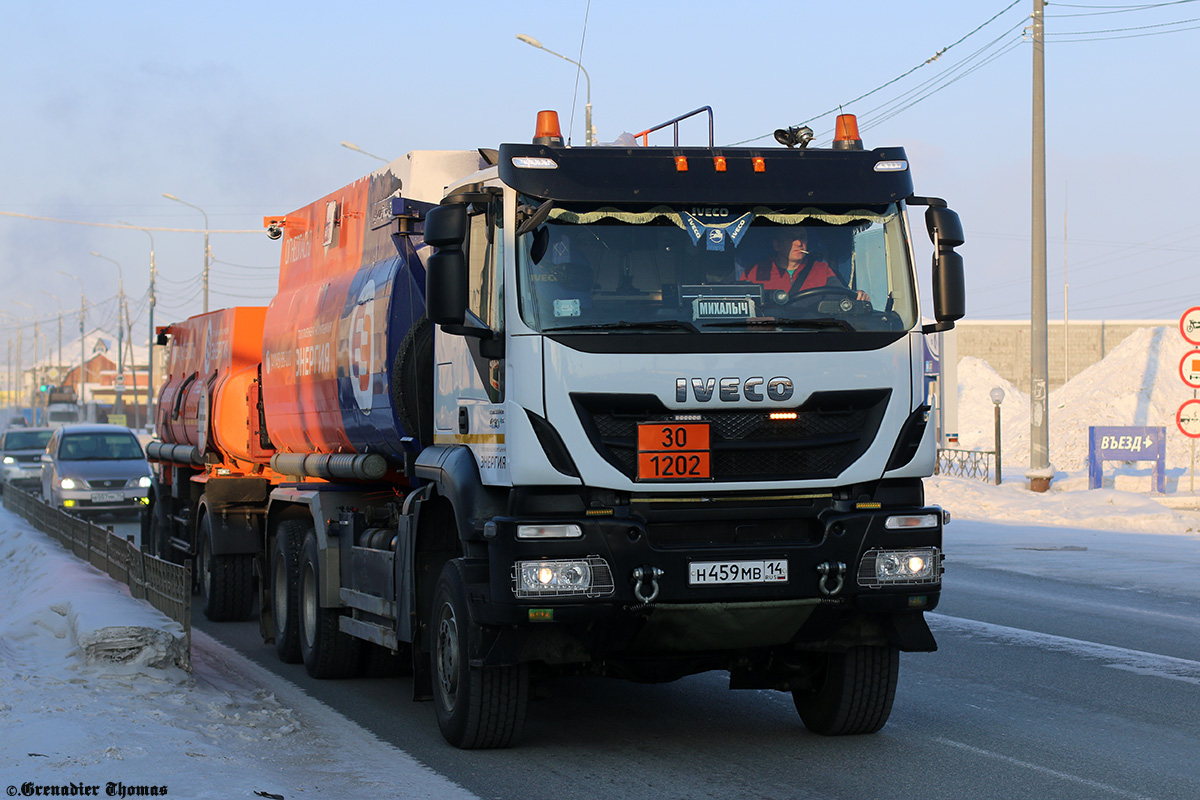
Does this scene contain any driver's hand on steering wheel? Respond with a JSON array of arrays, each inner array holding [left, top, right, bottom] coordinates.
[[854, 289, 871, 303]]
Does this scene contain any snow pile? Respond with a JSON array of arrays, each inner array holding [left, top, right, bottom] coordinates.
[[0, 525, 187, 669], [0, 515, 479, 799], [954, 326, 1200, 490]]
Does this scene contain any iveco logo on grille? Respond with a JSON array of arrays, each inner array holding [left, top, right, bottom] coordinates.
[[676, 377, 794, 403]]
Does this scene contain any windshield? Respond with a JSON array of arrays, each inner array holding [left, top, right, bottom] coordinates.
[[59, 433, 145, 461], [4, 430, 52, 450], [516, 202, 917, 334]]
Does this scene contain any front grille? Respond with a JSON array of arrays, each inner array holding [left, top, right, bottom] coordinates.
[[86, 478, 129, 490], [574, 390, 890, 482]]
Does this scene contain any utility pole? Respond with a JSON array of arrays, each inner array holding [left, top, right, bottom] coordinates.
[[1028, 0, 1053, 492]]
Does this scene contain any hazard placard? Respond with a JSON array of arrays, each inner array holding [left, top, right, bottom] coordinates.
[[1180, 349, 1200, 389], [1177, 399, 1200, 439], [1181, 307, 1200, 346]]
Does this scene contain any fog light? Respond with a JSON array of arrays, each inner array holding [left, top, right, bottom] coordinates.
[[513, 557, 615, 598], [63, 500, 76, 507], [858, 547, 940, 588]]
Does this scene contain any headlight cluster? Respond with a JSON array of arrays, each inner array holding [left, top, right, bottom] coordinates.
[[513, 557, 614, 598], [138, 476, 153, 488], [857, 547, 941, 588], [2, 456, 15, 465], [59, 477, 78, 490]]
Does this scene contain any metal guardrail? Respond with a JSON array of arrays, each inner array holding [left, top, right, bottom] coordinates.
[[936, 448, 999, 485], [2, 486, 192, 668]]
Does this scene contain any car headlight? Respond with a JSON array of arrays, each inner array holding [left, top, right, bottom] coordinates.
[[857, 547, 941, 588], [513, 557, 615, 598], [138, 476, 152, 488], [59, 477, 78, 490], [2, 456, 14, 465]]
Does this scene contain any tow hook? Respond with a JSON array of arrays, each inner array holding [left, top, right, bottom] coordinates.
[[817, 561, 846, 597], [632, 566, 664, 604]]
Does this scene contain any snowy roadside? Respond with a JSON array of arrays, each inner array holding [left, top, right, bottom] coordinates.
[[0, 510, 478, 799], [927, 475, 1200, 600]]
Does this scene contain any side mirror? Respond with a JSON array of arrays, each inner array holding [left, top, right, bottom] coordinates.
[[924, 206, 965, 330], [424, 203, 468, 327]]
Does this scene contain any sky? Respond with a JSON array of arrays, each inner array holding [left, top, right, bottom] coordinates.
[[2, 0, 1199, 371]]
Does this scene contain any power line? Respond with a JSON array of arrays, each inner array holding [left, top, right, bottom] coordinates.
[[726, 0, 1025, 146]]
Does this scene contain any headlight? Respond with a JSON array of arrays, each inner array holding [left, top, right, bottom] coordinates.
[[857, 547, 941, 588], [513, 557, 614, 598], [2, 456, 14, 465], [59, 477, 78, 490], [138, 476, 152, 488], [516, 524, 582, 539]]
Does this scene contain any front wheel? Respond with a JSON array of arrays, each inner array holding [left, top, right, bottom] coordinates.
[[432, 562, 527, 749], [792, 645, 899, 735]]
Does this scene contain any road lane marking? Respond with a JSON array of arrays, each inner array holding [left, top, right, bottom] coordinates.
[[934, 737, 1160, 800], [929, 613, 1200, 686]]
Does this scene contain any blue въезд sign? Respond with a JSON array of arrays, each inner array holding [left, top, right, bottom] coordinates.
[[1088, 426, 1166, 493]]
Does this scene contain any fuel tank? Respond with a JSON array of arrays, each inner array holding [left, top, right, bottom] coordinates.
[[154, 307, 267, 463], [260, 150, 484, 465]]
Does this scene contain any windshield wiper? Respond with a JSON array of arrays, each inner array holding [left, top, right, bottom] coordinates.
[[703, 317, 856, 332], [544, 320, 701, 333]]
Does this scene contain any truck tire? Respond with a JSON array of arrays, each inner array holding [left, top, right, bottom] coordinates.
[[198, 513, 255, 622], [792, 645, 899, 736], [431, 562, 527, 749], [298, 529, 361, 678], [271, 521, 306, 664]]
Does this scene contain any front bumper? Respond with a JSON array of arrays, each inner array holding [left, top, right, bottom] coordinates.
[[55, 486, 149, 513], [2, 465, 42, 487], [470, 502, 943, 656]]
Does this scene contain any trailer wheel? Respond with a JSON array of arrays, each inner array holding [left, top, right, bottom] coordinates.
[[271, 521, 306, 663], [792, 645, 899, 735], [298, 529, 361, 678], [198, 513, 255, 622], [431, 562, 527, 749]]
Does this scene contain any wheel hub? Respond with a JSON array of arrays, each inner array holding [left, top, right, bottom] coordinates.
[[436, 604, 459, 711]]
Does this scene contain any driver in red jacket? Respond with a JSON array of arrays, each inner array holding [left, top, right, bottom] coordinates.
[[740, 229, 870, 301]]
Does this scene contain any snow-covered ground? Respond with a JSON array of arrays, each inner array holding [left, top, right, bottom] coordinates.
[[2, 326, 1198, 794]]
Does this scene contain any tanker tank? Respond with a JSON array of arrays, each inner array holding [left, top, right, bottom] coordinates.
[[260, 150, 485, 467]]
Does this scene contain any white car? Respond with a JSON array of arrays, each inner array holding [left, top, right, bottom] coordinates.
[[0, 426, 54, 492]]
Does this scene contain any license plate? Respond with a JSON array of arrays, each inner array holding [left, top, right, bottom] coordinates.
[[689, 559, 788, 585], [637, 422, 711, 480], [91, 491, 124, 503]]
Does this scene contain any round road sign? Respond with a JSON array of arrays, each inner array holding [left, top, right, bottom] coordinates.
[[1181, 307, 1200, 346], [1177, 399, 1200, 439], [1181, 350, 1200, 389]]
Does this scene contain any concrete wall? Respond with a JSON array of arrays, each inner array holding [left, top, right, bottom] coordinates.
[[953, 319, 1176, 393]]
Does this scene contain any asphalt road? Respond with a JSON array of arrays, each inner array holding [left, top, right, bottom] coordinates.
[[192, 562, 1200, 800]]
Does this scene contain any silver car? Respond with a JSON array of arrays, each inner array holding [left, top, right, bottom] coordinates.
[[41, 424, 152, 516], [1, 426, 54, 491]]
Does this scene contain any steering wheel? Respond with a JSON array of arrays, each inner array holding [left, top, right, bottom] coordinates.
[[787, 285, 859, 309]]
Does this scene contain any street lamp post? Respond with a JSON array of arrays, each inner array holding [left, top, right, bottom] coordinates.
[[162, 193, 211, 313], [58, 271, 86, 412], [40, 291, 63, 392], [122, 221, 157, 427], [516, 34, 594, 146], [90, 251, 126, 415], [13, 300, 38, 417], [990, 387, 1006, 486], [340, 141, 388, 162]]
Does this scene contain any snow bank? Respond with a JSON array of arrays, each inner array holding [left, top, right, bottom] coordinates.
[[0, 511, 479, 799], [0, 524, 187, 669], [954, 326, 1200, 491]]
